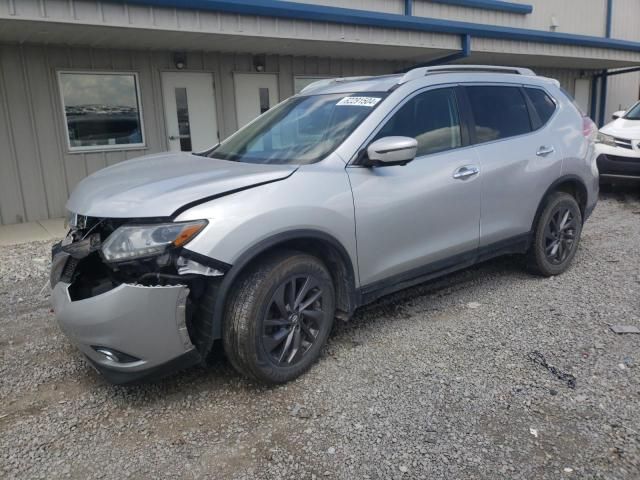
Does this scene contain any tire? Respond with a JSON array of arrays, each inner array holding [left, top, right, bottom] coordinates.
[[223, 250, 335, 384], [527, 192, 583, 277]]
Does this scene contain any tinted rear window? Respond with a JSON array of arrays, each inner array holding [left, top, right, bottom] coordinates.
[[525, 87, 557, 125], [466, 86, 532, 143]]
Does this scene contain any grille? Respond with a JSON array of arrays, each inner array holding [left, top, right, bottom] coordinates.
[[61, 257, 79, 283], [604, 154, 640, 163], [613, 137, 633, 150]]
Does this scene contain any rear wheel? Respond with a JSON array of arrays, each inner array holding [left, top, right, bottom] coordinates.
[[223, 251, 335, 383], [527, 192, 583, 276]]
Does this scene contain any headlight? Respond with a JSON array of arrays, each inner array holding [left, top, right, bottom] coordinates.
[[596, 132, 616, 147], [101, 220, 207, 262], [64, 210, 75, 230]]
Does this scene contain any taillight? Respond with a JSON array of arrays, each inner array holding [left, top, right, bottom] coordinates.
[[582, 116, 597, 139]]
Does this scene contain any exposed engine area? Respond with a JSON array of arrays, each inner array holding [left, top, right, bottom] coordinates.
[[51, 216, 224, 356]]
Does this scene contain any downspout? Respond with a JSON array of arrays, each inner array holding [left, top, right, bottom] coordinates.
[[425, 33, 471, 66], [598, 74, 608, 126], [597, 0, 613, 126], [589, 76, 598, 120], [405, 0, 413, 16], [605, 0, 613, 38], [597, 66, 640, 77], [397, 34, 471, 72]]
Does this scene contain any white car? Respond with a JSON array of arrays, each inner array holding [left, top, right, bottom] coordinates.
[[596, 101, 640, 181]]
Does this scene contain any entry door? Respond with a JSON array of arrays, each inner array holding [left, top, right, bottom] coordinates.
[[348, 87, 481, 287], [234, 73, 279, 129], [161, 72, 219, 152]]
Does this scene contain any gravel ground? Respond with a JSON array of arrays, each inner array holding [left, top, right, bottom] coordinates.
[[1, 187, 640, 479]]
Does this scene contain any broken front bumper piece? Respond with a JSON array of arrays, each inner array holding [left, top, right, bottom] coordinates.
[[51, 281, 201, 384]]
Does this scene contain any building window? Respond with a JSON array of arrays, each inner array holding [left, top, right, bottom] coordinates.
[[58, 71, 145, 152]]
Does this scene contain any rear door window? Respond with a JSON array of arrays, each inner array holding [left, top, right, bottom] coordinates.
[[524, 87, 557, 126], [466, 86, 532, 143]]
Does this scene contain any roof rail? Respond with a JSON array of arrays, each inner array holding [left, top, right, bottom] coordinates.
[[299, 76, 375, 94], [397, 64, 536, 85]]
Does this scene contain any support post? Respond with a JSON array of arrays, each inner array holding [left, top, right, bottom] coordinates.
[[598, 73, 608, 126], [589, 76, 598, 121]]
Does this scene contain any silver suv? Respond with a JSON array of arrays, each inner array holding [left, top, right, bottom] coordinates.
[[51, 65, 599, 384]]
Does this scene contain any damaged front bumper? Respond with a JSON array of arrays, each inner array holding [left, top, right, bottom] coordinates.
[[51, 280, 201, 384], [49, 218, 229, 383]]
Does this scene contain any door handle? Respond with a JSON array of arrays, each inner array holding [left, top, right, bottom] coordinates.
[[169, 135, 190, 140], [536, 146, 555, 156], [453, 165, 480, 180]]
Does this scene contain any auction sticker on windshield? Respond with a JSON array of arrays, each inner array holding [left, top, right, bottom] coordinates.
[[337, 96, 382, 107]]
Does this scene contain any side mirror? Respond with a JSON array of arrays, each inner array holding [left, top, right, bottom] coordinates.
[[612, 110, 625, 120], [365, 136, 418, 167]]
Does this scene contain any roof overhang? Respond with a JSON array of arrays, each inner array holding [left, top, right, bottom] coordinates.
[[1, 0, 639, 69], [119, 0, 640, 53]]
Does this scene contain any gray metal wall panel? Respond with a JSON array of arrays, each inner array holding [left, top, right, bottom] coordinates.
[[413, 0, 607, 37], [606, 71, 640, 121], [470, 37, 640, 67], [0, 1, 461, 53], [22, 44, 68, 218], [0, 51, 26, 225], [293, 0, 403, 14], [611, 0, 640, 41], [0, 45, 49, 222], [602, 0, 640, 124]]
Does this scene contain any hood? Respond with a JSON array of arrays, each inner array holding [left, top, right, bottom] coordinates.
[[600, 117, 640, 140], [67, 152, 297, 218]]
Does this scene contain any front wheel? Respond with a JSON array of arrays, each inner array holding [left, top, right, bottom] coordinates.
[[223, 251, 335, 383], [527, 192, 583, 276]]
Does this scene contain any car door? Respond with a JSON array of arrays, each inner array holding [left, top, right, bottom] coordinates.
[[463, 84, 562, 248], [347, 86, 481, 292]]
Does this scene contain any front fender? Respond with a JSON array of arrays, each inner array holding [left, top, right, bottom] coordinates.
[[175, 164, 358, 277]]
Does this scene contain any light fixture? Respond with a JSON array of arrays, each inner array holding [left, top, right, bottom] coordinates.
[[253, 54, 266, 72], [173, 52, 187, 70]]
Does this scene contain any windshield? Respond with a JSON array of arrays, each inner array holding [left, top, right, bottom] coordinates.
[[209, 92, 387, 164], [624, 101, 640, 120]]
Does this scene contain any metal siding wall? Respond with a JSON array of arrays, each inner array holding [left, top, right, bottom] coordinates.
[[0, 44, 406, 225], [23, 44, 69, 218], [605, 0, 640, 123], [534, 68, 589, 96], [413, 0, 607, 37], [611, 0, 640, 42], [292, 0, 404, 14], [0, 49, 26, 225], [0, 45, 49, 223], [469, 36, 640, 66], [6, 1, 640, 66], [606, 72, 640, 120]]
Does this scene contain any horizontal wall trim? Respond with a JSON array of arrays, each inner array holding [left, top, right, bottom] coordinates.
[[427, 0, 533, 15], [117, 0, 640, 53]]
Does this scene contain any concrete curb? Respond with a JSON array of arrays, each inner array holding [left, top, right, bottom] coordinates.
[[0, 218, 66, 246]]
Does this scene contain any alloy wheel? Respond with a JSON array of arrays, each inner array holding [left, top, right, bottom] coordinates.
[[262, 275, 326, 366], [543, 206, 578, 265]]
